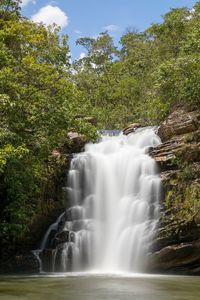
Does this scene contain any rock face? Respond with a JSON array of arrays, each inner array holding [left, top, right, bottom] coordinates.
[[149, 105, 200, 275], [148, 241, 200, 275], [123, 123, 142, 135], [0, 253, 40, 274], [65, 131, 88, 153], [158, 108, 199, 141]]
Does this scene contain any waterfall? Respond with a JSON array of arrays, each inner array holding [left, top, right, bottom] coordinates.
[[38, 128, 161, 273]]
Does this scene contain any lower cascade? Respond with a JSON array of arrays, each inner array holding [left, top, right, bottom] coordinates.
[[37, 128, 162, 273]]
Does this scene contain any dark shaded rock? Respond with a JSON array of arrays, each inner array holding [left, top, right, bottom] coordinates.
[[57, 214, 67, 233], [147, 241, 200, 274], [65, 131, 88, 153], [0, 252, 40, 274], [53, 243, 73, 272], [193, 210, 200, 225], [45, 229, 57, 249], [150, 219, 200, 253], [123, 123, 142, 135], [39, 249, 54, 272], [54, 230, 70, 246]]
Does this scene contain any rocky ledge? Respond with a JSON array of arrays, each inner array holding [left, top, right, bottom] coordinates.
[[148, 105, 200, 275], [0, 253, 40, 274]]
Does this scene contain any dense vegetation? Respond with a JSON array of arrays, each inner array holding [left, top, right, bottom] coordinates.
[[73, 2, 200, 127], [0, 0, 199, 256], [0, 0, 96, 255]]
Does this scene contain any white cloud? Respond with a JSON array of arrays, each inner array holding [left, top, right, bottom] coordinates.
[[31, 5, 69, 29], [92, 34, 100, 39], [21, 0, 36, 7], [74, 29, 82, 35], [103, 24, 119, 32], [79, 52, 86, 60]]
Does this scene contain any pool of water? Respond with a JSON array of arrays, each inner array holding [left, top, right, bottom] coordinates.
[[0, 273, 200, 300]]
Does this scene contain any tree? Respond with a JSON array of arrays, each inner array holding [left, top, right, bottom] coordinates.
[[0, 4, 96, 249]]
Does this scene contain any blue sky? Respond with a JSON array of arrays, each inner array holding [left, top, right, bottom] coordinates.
[[21, 0, 197, 59]]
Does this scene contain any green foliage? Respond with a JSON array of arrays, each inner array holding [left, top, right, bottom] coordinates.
[[73, 2, 200, 128], [165, 182, 200, 222], [0, 2, 96, 248]]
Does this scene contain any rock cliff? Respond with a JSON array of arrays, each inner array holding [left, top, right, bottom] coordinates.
[[148, 105, 200, 275]]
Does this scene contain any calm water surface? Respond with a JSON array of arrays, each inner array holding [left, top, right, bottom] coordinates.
[[0, 273, 200, 300]]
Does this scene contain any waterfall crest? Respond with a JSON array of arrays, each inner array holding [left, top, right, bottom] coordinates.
[[38, 128, 161, 273]]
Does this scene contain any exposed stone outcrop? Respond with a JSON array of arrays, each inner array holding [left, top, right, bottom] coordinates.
[[123, 123, 142, 135], [149, 106, 200, 274], [64, 131, 88, 153], [158, 107, 199, 141], [0, 253, 40, 274], [147, 241, 200, 275]]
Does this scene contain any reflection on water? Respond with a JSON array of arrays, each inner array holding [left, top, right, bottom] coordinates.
[[0, 274, 200, 300]]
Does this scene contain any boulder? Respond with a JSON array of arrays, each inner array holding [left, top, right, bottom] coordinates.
[[158, 108, 199, 142], [54, 230, 70, 246], [123, 123, 142, 135], [39, 249, 54, 272], [147, 241, 200, 274], [0, 252, 40, 274], [66, 131, 88, 153]]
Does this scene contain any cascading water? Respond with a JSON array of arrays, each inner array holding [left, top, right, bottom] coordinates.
[[38, 128, 161, 273]]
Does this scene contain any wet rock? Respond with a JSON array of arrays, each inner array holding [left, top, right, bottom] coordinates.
[[123, 123, 142, 135], [54, 230, 70, 246], [53, 243, 73, 272], [39, 249, 54, 272], [57, 214, 67, 232], [194, 210, 200, 225], [0, 252, 40, 274], [45, 229, 57, 249]]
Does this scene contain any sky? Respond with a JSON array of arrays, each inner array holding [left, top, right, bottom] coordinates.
[[21, 0, 197, 60]]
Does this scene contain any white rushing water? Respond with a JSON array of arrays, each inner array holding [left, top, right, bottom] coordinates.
[[39, 128, 162, 273]]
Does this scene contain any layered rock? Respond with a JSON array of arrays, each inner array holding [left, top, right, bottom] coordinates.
[[149, 106, 200, 274], [123, 123, 142, 135], [158, 107, 199, 141]]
